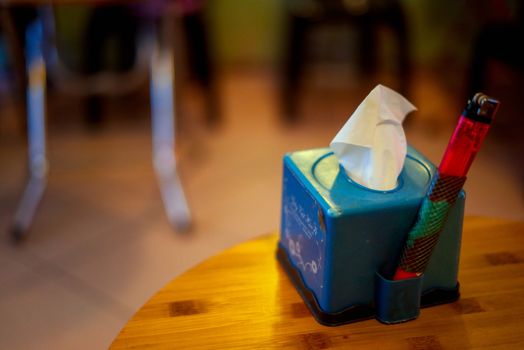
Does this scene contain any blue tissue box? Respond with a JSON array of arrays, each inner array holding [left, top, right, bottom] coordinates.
[[277, 146, 464, 325]]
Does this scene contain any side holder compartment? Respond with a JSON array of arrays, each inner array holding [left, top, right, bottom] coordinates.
[[374, 272, 423, 324]]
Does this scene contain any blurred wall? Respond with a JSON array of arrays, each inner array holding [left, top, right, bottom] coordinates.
[[49, 0, 521, 83], [402, 1, 476, 66], [206, 1, 518, 71], [206, 0, 286, 67], [54, 6, 90, 71]]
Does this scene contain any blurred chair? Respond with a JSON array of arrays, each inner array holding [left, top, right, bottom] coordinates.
[[467, 3, 524, 96], [176, 1, 219, 126], [281, 0, 411, 121], [81, 2, 218, 127], [74, 5, 144, 126], [0, 6, 38, 134], [467, 1, 524, 186], [1, 4, 191, 241]]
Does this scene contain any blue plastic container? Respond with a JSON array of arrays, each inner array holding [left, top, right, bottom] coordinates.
[[277, 146, 464, 325]]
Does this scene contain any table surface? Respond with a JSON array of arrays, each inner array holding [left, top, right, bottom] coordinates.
[[110, 217, 524, 349]]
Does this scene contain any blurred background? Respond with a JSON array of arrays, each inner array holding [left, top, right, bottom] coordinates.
[[1, 0, 523, 348]]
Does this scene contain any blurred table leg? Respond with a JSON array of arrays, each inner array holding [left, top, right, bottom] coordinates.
[[11, 18, 47, 242], [150, 21, 191, 232]]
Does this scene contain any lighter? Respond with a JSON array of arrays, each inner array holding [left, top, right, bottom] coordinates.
[[393, 93, 500, 280]]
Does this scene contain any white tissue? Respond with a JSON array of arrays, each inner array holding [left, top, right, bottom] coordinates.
[[330, 84, 417, 191]]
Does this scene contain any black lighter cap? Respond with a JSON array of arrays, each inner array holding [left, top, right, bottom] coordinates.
[[463, 93, 500, 124]]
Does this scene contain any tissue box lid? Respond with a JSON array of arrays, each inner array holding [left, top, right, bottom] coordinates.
[[284, 146, 435, 216]]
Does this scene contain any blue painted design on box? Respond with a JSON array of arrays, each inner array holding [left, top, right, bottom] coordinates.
[[279, 146, 464, 317]]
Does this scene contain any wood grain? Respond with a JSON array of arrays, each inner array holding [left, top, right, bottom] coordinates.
[[110, 217, 524, 349]]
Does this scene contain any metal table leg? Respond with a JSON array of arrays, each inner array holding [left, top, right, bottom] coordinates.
[[11, 19, 47, 242], [150, 29, 191, 232]]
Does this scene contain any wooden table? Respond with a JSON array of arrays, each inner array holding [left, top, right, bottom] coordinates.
[[111, 217, 524, 349]]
